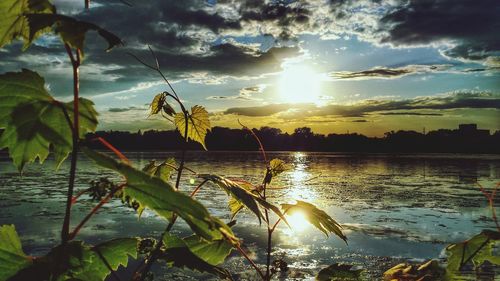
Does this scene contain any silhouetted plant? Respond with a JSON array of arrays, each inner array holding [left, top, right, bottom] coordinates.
[[0, 1, 348, 281]]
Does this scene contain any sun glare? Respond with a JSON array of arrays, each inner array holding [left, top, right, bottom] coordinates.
[[287, 211, 309, 232], [279, 65, 321, 104]]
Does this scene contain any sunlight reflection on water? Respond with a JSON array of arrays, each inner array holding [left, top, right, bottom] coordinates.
[[1, 151, 499, 280]]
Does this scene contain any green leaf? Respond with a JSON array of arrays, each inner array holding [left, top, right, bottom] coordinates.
[[200, 174, 288, 225], [9, 239, 138, 281], [149, 93, 165, 116], [142, 158, 176, 182], [281, 201, 347, 243], [264, 158, 289, 184], [0, 0, 55, 49], [316, 263, 363, 281], [0, 225, 31, 281], [184, 235, 233, 266], [83, 148, 235, 241], [160, 233, 232, 280], [0, 69, 98, 171], [227, 180, 257, 220], [175, 105, 211, 150], [25, 13, 122, 54], [445, 230, 500, 279], [71, 238, 138, 280], [163, 102, 176, 117]]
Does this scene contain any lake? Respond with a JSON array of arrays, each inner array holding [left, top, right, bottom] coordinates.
[[1, 151, 499, 280]]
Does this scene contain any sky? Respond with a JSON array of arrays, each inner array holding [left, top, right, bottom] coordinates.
[[1, 0, 499, 136]]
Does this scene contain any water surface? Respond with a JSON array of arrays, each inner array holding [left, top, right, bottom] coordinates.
[[1, 152, 499, 280]]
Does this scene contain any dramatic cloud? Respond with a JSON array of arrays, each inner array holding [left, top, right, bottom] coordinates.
[[223, 91, 500, 118], [378, 0, 500, 62], [330, 64, 450, 80], [207, 85, 265, 100]]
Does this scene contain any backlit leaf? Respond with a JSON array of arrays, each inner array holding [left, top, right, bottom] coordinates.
[[0, 225, 31, 281], [160, 233, 232, 280], [184, 235, 233, 266], [316, 263, 363, 281], [162, 102, 176, 117], [227, 180, 257, 220], [149, 93, 165, 116], [9, 239, 138, 281], [175, 105, 211, 150], [0, 69, 98, 171], [281, 201, 347, 243], [142, 158, 176, 182], [83, 148, 234, 241], [200, 174, 288, 225], [0, 0, 55, 49], [445, 230, 500, 280], [264, 158, 289, 184], [25, 13, 122, 54]]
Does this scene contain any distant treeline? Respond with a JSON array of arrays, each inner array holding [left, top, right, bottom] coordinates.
[[84, 126, 500, 154]]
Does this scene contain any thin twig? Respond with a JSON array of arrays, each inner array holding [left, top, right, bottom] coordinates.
[[61, 44, 81, 244], [238, 119, 268, 164], [92, 137, 130, 164], [69, 184, 125, 240], [235, 243, 265, 280]]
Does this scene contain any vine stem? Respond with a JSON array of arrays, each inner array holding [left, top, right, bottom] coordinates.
[[61, 44, 81, 244], [131, 54, 192, 280], [235, 243, 265, 280], [477, 182, 500, 232], [69, 183, 126, 240], [239, 120, 273, 280]]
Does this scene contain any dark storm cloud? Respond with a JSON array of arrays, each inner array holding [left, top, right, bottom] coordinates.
[[223, 91, 500, 117], [238, 0, 311, 39], [378, 0, 500, 61], [330, 64, 449, 80]]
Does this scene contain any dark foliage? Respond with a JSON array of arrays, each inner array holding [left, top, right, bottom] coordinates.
[[81, 125, 500, 153]]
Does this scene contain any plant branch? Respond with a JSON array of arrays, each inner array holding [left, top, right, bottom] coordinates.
[[235, 243, 265, 280], [61, 44, 81, 244], [69, 184, 125, 240], [131, 58, 192, 280], [477, 182, 500, 232]]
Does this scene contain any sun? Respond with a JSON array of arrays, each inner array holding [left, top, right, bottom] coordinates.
[[278, 65, 321, 104], [286, 211, 309, 232]]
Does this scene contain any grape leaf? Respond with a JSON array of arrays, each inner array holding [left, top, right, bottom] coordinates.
[[0, 225, 31, 281], [25, 13, 122, 54], [281, 201, 347, 243], [227, 180, 257, 220], [0, 69, 98, 171], [316, 263, 363, 281], [83, 148, 235, 241], [149, 93, 165, 116], [264, 158, 289, 184], [200, 174, 288, 225], [160, 233, 232, 280], [162, 102, 176, 117], [175, 105, 211, 150], [0, 0, 55, 49], [142, 158, 176, 182], [184, 235, 233, 266], [9, 239, 138, 281], [445, 230, 500, 280]]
